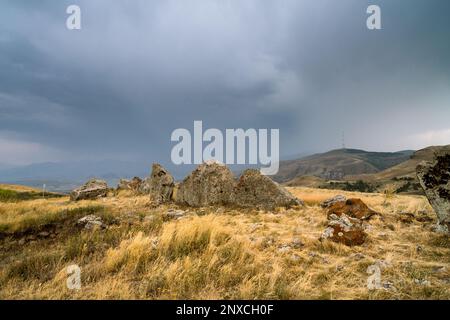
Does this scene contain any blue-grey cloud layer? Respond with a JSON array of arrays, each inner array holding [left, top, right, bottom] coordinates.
[[0, 0, 449, 165]]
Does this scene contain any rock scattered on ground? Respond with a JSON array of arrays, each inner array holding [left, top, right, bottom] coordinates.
[[417, 151, 450, 233], [77, 215, 106, 230], [320, 195, 346, 208], [320, 213, 367, 246], [327, 198, 377, 220], [163, 209, 186, 221], [70, 179, 109, 201]]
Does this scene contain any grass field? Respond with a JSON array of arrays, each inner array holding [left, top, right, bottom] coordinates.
[[0, 184, 63, 203], [0, 186, 448, 300]]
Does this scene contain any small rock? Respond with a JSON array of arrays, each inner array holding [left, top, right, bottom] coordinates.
[[336, 265, 344, 272], [77, 215, 106, 230], [377, 232, 389, 240], [414, 279, 431, 286], [382, 281, 395, 290], [351, 253, 365, 260], [163, 209, 186, 221], [278, 245, 291, 253], [432, 266, 446, 274], [291, 238, 304, 249], [38, 231, 50, 238]]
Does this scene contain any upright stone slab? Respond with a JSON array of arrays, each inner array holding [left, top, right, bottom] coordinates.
[[148, 163, 175, 204], [417, 152, 450, 232]]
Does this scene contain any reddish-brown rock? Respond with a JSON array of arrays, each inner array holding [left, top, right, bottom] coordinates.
[[327, 198, 377, 220], [320, 214, 367, 246]]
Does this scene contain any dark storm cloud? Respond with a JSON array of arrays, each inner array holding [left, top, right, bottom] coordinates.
[[0, 0, 449, 165]]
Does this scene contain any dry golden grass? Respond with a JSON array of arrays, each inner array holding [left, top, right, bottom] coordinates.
[[0, 184, 41, 192], [0, 186, 448, 300]]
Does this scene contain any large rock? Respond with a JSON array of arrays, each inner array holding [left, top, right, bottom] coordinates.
[[327, 198, 377, 220], [117, 177, 143, 192], [417, 152, 450, 232], [233, 169, 303, 210], [320, 214, 367, 246], [148, 163, 175, 204], [70, 179, 109, 201], [176, 161, 235, 207]]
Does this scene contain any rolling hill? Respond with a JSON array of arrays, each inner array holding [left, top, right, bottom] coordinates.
[[346, 145, 450, 182], [273, 148, 414, 183]]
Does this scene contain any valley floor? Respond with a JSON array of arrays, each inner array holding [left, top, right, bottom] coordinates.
[[0, 187, 448, 299]]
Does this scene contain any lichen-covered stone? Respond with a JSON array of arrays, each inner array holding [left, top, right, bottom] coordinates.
[[175, 161, 235, 207], [148, 163, 175, 204], [70, 179, 109, 201], [417, 152, 450, 232], [233, 169, 303, 210], [320, 214, 367, 246]]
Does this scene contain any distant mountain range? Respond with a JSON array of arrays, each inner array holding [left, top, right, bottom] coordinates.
[[273, 148, 415, 183]]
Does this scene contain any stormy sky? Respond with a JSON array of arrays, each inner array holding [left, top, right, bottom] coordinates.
[[0, 0, 449, 166]]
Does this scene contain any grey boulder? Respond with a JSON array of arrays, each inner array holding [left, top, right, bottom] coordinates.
[[70, 179, 109, 201]]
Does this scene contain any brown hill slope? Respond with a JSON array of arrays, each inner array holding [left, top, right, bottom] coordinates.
[[274, 149, 413, 183], [347, 145, 450, 182]]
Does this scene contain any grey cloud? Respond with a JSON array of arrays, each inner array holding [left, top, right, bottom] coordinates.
[[0, 0, 449, 166]]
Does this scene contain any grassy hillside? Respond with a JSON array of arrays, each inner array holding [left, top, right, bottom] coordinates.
[[0, 187, 448, 300], [0, 184, 63, 202], [342, 145, 450, 194], [274, 149, 413, 183], [349, 145, 450, 182]]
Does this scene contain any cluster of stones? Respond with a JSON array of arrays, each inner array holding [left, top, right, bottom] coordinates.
[[319, 195, 377, 246], [71, 160, 303, 211], [170, 161, 302, 210]]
